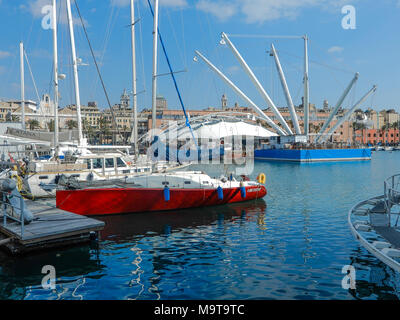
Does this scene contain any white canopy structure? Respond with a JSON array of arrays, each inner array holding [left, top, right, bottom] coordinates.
[[140, 112, 278, 143], [166, 120, 277, 141]]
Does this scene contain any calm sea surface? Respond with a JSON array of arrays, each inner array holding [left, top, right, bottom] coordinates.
[[1, 151, 400, 300]]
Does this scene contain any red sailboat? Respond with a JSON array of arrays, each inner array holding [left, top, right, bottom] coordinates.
[[56, 171, 267, 216]]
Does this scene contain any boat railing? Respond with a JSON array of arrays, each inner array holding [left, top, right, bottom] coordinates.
[[384, 174, 400, 208], [0, 188, 28, 239]]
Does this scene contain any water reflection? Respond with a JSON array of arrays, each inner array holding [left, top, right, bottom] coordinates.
[[97, 199, 267, 242], [0, 245, 102, 300], [348, 246, 400, 300]]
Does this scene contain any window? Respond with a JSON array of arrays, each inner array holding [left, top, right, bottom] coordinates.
[[85, 159, 92, 169], [92, 158, 103, 169], [116, 158, 125, 167], [105, 158, 114, 168]]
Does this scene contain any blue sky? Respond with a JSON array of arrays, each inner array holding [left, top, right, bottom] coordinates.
[[0, 0, 399, 113]]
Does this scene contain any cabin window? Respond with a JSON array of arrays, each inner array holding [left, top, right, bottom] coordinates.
[[105, 158, 114, 168], [122, 170, 130, 174], [184, 181, 191, 184], [39, 175, 49, 180], [116, 157, 125, 167], [144, 168, 150, 172], [92, 158, 102, 169], [162, 181, 169, 185], [202, 181, 209, 184], [85, 159, 92, 169]]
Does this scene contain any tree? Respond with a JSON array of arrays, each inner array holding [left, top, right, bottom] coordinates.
[[391, 121, 399, 130], [66, 119, 78, 130], [46, 119, 55, 132], [99, 117, 110, 144], [27, 119, 40, 130], [352, 122, 366, 131]]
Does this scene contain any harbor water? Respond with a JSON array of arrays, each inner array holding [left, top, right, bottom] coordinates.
[[1, 151, 400, 300]]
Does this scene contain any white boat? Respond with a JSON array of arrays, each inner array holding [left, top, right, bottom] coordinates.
[[13, 154, 180, 198], [384, 146, 394, 151]]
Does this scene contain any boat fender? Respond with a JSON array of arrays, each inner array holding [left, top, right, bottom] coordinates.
[[164, 186, 170, 202], [240, 182, 246, 199], [257, 173, 266, 184], [217, 186, 223, 200]]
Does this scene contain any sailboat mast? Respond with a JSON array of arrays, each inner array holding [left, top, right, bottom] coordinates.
[[19, 42, 25, 130], [52, 0, 59, 147], [130, 0, 138, 156], [66, 0, 83, 146], [151, 0, 159, 131], [303, 35, 310, 138]]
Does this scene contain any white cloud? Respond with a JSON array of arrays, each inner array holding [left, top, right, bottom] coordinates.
[[196, 0, 359, 24], [111, 0, 187, 8], [24, 0, 89, 27], [26, 0, 51, 18], [0, 51, 11, 59], [196, 0, 237, 21], [327, 46, 344, 54]]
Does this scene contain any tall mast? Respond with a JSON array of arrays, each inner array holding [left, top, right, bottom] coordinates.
[[221, 32, 291, 135], [151, 0, 159, 131], [315, 72, 359, 142], [19, 42, 25, 129], [303, 35, 309, 138], [321, 85, 377, 143], [270, 43, 301, 134], [66, 0, 83, 146], [195, 50, 287, 136], [130, 0, 138, 156], [52, 0, 59, 147]]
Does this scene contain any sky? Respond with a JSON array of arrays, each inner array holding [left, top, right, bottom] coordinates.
[[0, 0, 399, 113]]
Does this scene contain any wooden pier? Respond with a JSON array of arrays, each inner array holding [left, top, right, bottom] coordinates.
[[0, 199, 105, 255]]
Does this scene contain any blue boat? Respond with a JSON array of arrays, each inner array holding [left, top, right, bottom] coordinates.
[[254, 147, 371, 162]]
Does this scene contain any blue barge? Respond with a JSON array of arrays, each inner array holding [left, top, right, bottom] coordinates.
[[254, 147, 372, 162]]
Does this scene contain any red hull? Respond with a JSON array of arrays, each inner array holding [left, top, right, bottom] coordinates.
[[56, 185, 267, 216]]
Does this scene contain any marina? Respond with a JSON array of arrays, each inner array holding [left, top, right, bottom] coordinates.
[[0, 151, 399, 300], [0, 0, 399, 304]]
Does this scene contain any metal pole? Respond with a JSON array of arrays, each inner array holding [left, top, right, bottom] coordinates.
[[20, 42, 25, 129], [195, 50, 286, 136], [316, 73, 359, 142], [3, 193, 6, 227], [321, 85, 377, 142], [20, 195, 24, 238], [130, 0, 138, 157], [151, 0, 159, 131], [270, 43, 301, 134], [52, 0, 59, 148], [303, 35, 309, 137], [66, 0, 83, 146], [221, 33, 291, 135]]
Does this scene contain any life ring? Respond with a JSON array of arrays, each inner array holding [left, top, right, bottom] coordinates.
[[257, 173, 266, 184]]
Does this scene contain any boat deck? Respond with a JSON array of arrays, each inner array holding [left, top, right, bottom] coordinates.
[[349, 191, 400, 272], [0, 199, 105, 255]]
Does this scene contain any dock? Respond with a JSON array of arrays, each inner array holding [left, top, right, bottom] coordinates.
[[0, 199, 105, 255]]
